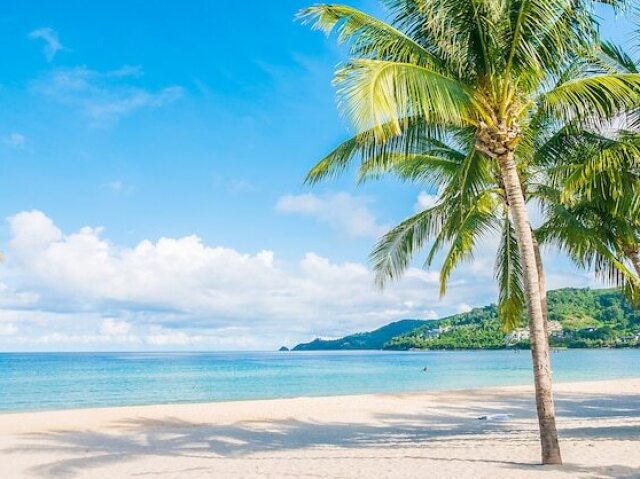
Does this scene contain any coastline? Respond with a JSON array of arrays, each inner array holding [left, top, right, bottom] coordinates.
[[3, 349, 639, 415], [1, 368, 639, 416], [2, 378, 639, 478]]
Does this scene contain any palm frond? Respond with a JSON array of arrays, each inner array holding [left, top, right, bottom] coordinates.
[[496, 211, 526, 331], [335, 59, 473, 138], [296, 5, 445, 69], [371, 202, 449, 286], [304, 116, 449, 184], [536, 188, 638, 289], [542, 74, 640, 123], [593, 41, 639, 74], [437, 191, 499, 295], [358, 152, 462, 184], [384, 0, 501, 79]]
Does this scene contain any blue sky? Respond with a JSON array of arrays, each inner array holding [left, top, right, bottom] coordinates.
[[0, 1, 634, 350]]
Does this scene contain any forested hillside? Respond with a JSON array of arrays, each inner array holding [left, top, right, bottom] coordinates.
[[386, 289, 640, 350], [292, 289, 640, 351]]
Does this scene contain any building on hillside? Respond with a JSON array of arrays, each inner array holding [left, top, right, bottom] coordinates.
[[547, 320, 563, 338], [423, 328, 444, 338], [506, 320, 564, 344], [506, 328, 529, 344]]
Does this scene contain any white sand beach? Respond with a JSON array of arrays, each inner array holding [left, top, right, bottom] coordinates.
[[1, 379, 639, 479]]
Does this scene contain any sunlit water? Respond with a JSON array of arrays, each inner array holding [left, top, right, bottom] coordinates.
[[1, 349, 639, 412]]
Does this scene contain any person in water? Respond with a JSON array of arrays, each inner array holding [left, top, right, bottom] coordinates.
[[423, 366, 429, 373]]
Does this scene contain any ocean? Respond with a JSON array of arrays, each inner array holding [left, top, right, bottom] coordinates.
[[1, 349, 639, 412]]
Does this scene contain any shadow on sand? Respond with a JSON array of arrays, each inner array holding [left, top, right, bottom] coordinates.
[[4, 390, 640, 478]]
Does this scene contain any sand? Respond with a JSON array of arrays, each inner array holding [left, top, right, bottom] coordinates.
[[1, 379, 639, 478]]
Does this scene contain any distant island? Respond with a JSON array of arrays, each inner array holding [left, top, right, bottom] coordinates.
[[293, 288, 640, 351]]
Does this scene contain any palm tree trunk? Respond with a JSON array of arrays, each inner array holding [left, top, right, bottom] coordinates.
[[497, 148, 562, 465], [532, 233, 548, 329]]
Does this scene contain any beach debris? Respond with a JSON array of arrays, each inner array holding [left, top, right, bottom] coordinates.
[[476, 413, 513, 421]]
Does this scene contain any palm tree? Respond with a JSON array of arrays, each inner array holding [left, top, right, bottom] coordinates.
[[360, 105, 640, 327], [538, 129, 640, 285], [540, 42, 640, 279], [299, 0, 640, 463]]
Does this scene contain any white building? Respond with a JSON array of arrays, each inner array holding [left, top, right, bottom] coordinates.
[[506, 321, 563, 344]]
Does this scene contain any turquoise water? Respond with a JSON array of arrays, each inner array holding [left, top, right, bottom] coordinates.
[[1, 349, 639, 412]]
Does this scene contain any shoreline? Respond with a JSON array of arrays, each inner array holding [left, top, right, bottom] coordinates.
[[2, 378, 639, 478], [2, 373, 640, 416]]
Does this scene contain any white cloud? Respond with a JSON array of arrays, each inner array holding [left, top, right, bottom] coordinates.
[[146, 328, 201, 346], [1, 210, 605, 351], [4, 210, 433, 322], [31, 66, 183, 125], [100, 318, 131, 336], [457, 303, 473, 313], [414, 190, 439, 212], [29, 27, 63, 61], [0, 323, 17, 336], [3, 133, 26, 148], [0, 210, 511, 349], [276, 192, 387, 238]]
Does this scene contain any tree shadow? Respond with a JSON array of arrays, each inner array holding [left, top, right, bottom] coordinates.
[[4, 390, 640, 478]]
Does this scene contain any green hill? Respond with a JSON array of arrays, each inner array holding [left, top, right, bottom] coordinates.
[[388, 288, 640, 350], [293, 288, 640, 351], [292, 319, 427, 351]]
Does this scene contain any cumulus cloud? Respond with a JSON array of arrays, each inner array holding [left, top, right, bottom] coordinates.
[[31, 66, 183, 125], [29, 27, 63, 61], [0, 210, 508, 349], [276, 192, 387, 238], [5, 211, 438, 322]]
